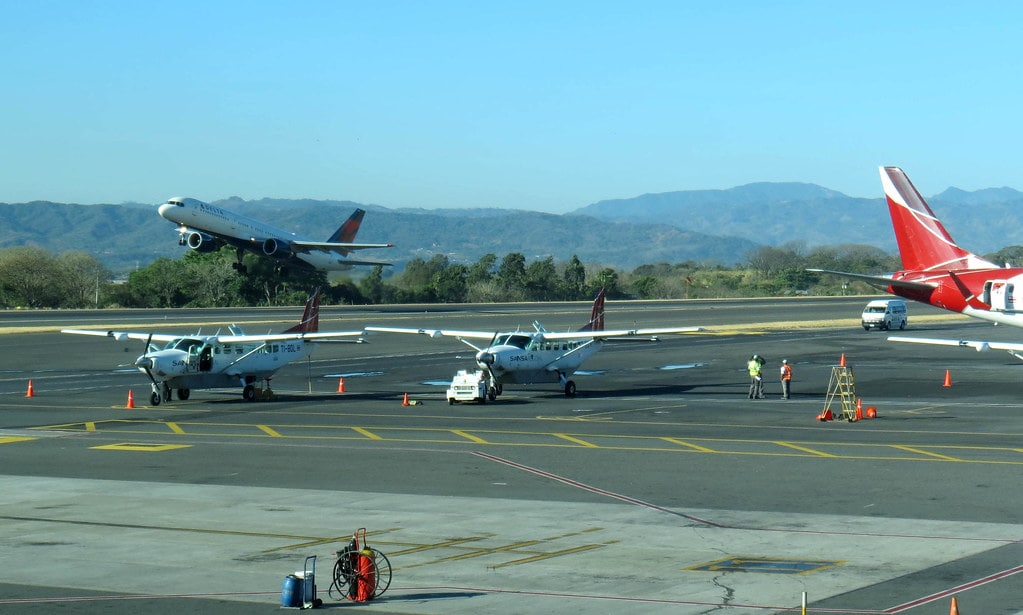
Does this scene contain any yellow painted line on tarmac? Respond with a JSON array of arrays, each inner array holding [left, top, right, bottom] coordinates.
[[451, 429, 489, 444], [491, 542, 610, 568], [774, 442, 837, 457], [0, 437, 35, 444], [661, 437, 716, 453], [85, 422, 96, 432], [91, 443, 192, 452], [387, 536, 491, 557], [352, 426, 382, 440], [553, 433, 598, 447], [890, 445, 962, 461], [166, 422, 186, 435], [257, 425, 282, 437]]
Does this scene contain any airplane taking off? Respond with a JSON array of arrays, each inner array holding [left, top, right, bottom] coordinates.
[[810, 166, 1023, 359], [62, 290, 365, 405], [366, 289, 703, 398], [158, 197, 393, 273]]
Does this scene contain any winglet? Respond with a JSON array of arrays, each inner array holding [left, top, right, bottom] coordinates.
[[579, 288, 606, 332], [284, 289, 321, 334], [327, 209, 365, 243]]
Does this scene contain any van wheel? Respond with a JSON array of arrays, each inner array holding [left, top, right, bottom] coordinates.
[[900, 320, 906, 330], [863, 326, 870, 331], [881, 323, 889, 331]]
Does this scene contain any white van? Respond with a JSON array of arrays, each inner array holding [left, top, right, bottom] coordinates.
[[861, 299, 908, 331]]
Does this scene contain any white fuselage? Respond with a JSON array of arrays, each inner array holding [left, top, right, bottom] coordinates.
[[157, 198, 353, 271], [478, 334, 602, 385], [141, 336, 313, 391]]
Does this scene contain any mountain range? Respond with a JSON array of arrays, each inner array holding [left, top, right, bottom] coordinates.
[[3, 181, 1023, 274]]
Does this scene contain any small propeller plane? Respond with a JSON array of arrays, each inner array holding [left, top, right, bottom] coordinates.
[[366, 288, 703, 398], [61, 290, 365, 405], [810, 166, 1023, 360], [158, 197, 393, 273]]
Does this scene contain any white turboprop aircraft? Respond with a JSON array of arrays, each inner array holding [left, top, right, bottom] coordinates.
[[366, 289, 703, 398], [62, 290, 365, 405], [158, 197, 393, 273]]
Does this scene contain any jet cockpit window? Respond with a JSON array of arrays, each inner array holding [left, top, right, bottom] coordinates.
[[167, 199, 185, 206]]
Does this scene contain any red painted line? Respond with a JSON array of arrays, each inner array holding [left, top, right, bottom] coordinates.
[[472, 450, 724, 526], [884, 564, 1023, 613]]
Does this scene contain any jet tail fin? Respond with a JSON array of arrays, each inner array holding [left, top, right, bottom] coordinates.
[[327, 209, 366, 243], [579, 288, 606, 332], [880, 166, 996, 272], [284, 289, 321, 334]]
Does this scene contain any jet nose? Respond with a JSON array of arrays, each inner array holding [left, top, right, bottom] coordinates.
[[157, 203, 175, 219]]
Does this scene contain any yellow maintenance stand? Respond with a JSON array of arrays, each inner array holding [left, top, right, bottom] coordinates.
[[822, 366, 858, 421]]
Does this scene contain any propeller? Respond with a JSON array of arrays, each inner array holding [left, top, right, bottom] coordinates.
[[134, 333, 160, 390]]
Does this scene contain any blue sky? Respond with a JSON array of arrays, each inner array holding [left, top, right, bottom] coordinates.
[[2, 1, 1022, 212]]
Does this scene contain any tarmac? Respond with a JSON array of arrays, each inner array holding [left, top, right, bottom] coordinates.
[[0, 296, 1020, 614]]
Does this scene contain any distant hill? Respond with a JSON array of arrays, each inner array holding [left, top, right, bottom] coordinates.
[[3, 181, 1022, 274], [572, 182, 1023, 255]]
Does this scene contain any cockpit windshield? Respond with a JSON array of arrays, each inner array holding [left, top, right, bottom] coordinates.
[[495, 334, 531, 349], [164, 337, 203, 352]]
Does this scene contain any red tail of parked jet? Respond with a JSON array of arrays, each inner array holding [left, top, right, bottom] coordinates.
[[810, 166, 1023, 327]]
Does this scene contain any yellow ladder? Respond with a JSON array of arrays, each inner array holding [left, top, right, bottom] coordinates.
[[823, 366, 857, 421]]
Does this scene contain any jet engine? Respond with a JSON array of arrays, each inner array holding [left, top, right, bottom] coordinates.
[[262, 238, 295, 259], [185, 231, 223, 253]]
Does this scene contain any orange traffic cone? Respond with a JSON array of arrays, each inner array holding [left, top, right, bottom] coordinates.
[[337, 377, 346, 393], [949, 596, 959, 615], [839, 353, 846, 367], [401, 392, 410, 406], [126, 389, 135, 409], [943, 369, 952, 388], [855, 398, 863, 421], [25, 380, 34, 398]]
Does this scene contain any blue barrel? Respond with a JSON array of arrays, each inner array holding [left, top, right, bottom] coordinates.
[[281, 574, 302, 607]]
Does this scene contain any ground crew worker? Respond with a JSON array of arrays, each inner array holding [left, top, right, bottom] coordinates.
[[747, 355, 764, 399], [780, 359, 792, 399]]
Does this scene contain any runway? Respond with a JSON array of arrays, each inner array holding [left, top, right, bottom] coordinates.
[[0, 296, 1020, 614]]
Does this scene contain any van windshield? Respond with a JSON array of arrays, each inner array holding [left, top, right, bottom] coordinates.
[[865, 306, 886, 313]]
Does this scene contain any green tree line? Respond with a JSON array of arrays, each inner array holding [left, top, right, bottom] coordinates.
[[4, 241, 1017, 309]]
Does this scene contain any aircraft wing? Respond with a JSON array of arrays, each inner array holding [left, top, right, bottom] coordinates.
[[806, 269, 935, 293], [542, 327, 704, 340], [293, 240, 393, 252], [365, 326, 498, 340], [62, 329, 365, 344], [888, 335, 1023, 354], [61, 329, 184, 343]]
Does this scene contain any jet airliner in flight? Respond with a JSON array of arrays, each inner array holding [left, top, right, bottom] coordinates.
[[158, 198, 393, 273]]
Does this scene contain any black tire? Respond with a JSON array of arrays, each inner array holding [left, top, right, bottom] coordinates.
[[487, 386, 497, 401], [150, 391, 161, 406], [448, 398, 455, 405], [863, 326, 870, 331], [900, 320, 907, 330], [565, 381, 577, 397], [243, 384, 256, 402], [177, 388, 190, 400]]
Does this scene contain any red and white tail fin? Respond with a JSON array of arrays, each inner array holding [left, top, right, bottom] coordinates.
[[881, 166, 996, 272], [579, 288, 606, 332], [284, 289, 321, 334]]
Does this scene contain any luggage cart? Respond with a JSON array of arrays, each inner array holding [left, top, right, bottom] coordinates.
[[281, 555, 322, 609]]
